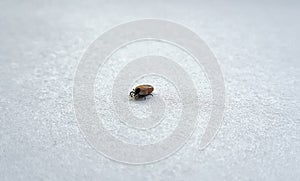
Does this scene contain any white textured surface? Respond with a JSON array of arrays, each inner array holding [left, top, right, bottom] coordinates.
[[0, 0, 299, 180]]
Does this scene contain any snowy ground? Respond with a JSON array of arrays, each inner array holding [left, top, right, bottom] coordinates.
[[0, 0, 299, 180]]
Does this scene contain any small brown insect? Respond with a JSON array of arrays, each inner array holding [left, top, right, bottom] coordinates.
[[129, 84, 154, 99]]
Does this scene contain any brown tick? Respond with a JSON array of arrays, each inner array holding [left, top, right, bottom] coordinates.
[[129, 84, 154, 99]]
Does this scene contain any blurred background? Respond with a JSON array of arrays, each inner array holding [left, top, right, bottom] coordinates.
[[0, 0, 299, 180]]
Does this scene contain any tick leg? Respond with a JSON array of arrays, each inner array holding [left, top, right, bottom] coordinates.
[[134, 95, 148, 100], [139, 95, 147, 100]]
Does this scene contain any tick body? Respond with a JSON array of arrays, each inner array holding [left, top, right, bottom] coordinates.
[[129, 84, 154, 99]]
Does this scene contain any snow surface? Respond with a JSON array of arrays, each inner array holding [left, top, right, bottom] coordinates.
[[0, 0, 299, 180]]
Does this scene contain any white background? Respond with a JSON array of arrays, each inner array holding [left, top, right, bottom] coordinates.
[[0, 0, 299, 180]]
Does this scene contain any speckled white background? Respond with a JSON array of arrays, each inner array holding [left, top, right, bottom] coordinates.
[[0, 0, 299, 180]]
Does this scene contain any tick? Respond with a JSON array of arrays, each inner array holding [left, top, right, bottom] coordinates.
[[129, 84, 154, 99]]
